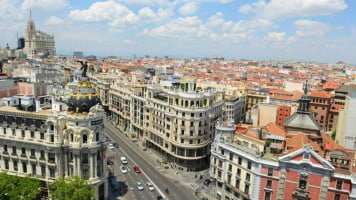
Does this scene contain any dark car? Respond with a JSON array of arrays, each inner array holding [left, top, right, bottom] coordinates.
[[113, 143, 119, 148], [107, 160, 114, 165], [204, 179, 211, 186], [157, 196, 164, 200]]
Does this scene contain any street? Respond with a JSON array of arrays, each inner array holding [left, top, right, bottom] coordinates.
[[105, 120, 198, 200]]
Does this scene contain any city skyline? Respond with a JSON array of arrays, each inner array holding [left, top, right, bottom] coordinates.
[[1, 0, 356, 64]]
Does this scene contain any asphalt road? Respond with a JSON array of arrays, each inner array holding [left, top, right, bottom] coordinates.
[[105, 120, 198, 200]]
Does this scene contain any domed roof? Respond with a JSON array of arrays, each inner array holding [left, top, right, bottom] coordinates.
[[67, 80, 100, 114]]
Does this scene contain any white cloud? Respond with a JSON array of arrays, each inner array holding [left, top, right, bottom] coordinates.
[[21, 0, 69, 11], [69, 1, 173, 30], [0, 0, 23, 20], [45, 16, 64, 25], [143, 16, 209, 38], [267, 32, 286, 41], [206, 12, 233, 31], [295, 20, 331, 37], [178, 2, 199, 16], [114, 0, 170, 6], [123, 39, 134, 44], [239, 0, 347, 19], [232, 19, 275, 33], [138, 7, 173, 23]]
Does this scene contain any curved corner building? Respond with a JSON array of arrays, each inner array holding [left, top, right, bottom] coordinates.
[[0, 77, 108, 200]]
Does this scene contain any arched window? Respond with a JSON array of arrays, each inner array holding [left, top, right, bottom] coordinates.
[[83, 134, 87, 143], [299, 180, 307, 189]]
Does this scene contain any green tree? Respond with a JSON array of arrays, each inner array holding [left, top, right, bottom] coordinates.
[[49, 176, 95, 200], [0, 172, 41, 200]]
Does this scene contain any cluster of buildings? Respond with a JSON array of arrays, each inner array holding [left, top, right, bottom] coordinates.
[[0, 16, 356, 200]]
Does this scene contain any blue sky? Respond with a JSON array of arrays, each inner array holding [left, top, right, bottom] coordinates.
[[1, 0, 355, 64]]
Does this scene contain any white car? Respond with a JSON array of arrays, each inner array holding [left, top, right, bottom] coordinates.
[[108, 144, 114, 150], [120, 165, 127, 174], [120, 156, 128, 164], [136, 181, 144, 191], [146, 182, 155, 191]]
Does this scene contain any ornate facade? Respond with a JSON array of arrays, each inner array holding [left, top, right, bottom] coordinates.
[[0, 77, 108, 199], [24, 17, 56, 59]]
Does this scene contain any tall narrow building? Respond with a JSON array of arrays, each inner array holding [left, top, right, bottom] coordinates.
[[24, 15, 56, 59]]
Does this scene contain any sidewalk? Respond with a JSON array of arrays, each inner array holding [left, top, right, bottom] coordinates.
[[107, 120, 216, 200]]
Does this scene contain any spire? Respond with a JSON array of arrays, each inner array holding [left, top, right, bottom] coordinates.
[[297, 80, 311, 114], [304, 80, 308, 95]]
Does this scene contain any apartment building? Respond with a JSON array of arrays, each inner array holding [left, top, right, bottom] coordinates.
[[0, 78, 108, 200], [210, 121, 356, 200], [145, 81, 224, 169]]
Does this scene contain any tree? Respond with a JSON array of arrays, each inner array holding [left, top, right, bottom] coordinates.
[[49, 176, 95, 200], [0, 172, 41, 200]]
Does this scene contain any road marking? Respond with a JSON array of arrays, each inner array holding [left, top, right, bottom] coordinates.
[[105, 127, 166, 199]]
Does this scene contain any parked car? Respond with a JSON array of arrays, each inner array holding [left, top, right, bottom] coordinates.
[[113, 143, 119, 148], [136, 181, 144, 191], [108, 143, 114, 150], [107, 160, 114, 165], [146, 182, 155, 191], [133, 166, 141, 173], [204, 179, 211, 186], [120, 156, 128, 164], [120, 165, 127, 174], [157, 196, 165, 200]]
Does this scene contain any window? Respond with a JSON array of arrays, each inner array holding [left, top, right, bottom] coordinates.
[[235, 179, 240, 188], [268, 168, 273, 176], [299, 180, 307, 189], [238, 157, 242, 165], [12, 146, 16, 155], [21, 130, 25, 138], [21, 147, 26, 155], [336, 180, 343, 190], [237, 168, 241, 176], [83, 134, 87, 143], [22, 162, 27, 173], [50, 168, 55, 178], [244, 184, 249, 194], [181, 139, 184, 143], [50, 134, 54, 142], [221, 149, 224, 155], [334, 194, 341, 200], [228, 164, 232, 172], [229, 153, 233, 161], [14, 161, 18, 171], [40, 132, 44, 140], [189, 140, 193, 144], [32, 164, 36, 176], [41, 166, 46, 177], [247, 161, 252, 170], [246, 173, 251, 182], [264, 191, 272, 200], [30, 131, 34, 138], [96, 132, 99, 141], [40, 150, 45, 160], [303, 153, 310, 159], [3, 145, 7, 153], [5, 160, 9, 169], [218, 170, 222, 178], [266, 180, 272, 188]]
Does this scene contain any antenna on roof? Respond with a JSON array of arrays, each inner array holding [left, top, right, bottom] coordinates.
[[30, 10, 32, 20]]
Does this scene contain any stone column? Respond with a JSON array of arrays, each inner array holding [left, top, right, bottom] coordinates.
[[90, 154, 93, 178], [64, 152, 68, 176], [77, 155, 81, 177], [94, 153, 97, 178]]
